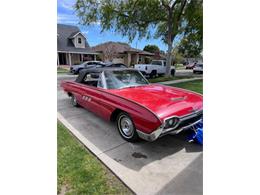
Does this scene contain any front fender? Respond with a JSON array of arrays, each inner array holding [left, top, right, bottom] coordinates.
[[98, 90, 162, 134]]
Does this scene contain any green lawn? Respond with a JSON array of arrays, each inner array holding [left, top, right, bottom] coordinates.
[[175, 64, 186, 70], [169, 79, 203, 94], [57, 122, 132, 195], [148, 76, 193, 83], [57, 67, 69, 74]]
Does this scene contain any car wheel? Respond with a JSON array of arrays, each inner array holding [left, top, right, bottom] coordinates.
[[171, 69, 175, 76], [116, 112, 139, 142], [149, 70, 157, 78], [71, 95, 79, 107]]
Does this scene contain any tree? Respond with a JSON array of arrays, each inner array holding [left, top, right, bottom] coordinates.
[[172, 47, 184, 64], [143, 44, 160, 53], [75, 0, 202, 76], [177, 0, 203, 58], [102, 44, 118, 62], [178, 35, 202, 58]]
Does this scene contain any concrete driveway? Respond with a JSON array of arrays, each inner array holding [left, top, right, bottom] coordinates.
[[57, 75, 203, 195]]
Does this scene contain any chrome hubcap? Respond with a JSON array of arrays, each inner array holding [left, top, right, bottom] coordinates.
[[120, 116, 134, 137]]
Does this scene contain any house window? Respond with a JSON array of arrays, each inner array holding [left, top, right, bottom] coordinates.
[[78, 37, 82, 44]]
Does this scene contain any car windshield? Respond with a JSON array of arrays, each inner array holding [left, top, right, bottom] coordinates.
[[104, 70, 149, 89]]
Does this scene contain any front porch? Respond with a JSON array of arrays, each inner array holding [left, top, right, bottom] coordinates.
[[57, 52, 100, 66], [124, 52, 154, 66]]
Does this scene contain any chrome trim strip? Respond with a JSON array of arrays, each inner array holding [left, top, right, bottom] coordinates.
[[101, 71, 107, 89], [136, 70, 150, 84], [180, 110, 203, 121]]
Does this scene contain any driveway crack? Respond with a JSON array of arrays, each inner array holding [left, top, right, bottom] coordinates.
[[97, 141, 128, 156]]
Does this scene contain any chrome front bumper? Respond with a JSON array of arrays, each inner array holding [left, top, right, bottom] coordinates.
[[136, 110, 203, 142]]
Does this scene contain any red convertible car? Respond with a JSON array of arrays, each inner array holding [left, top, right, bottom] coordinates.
[[61, 68, 203, 142]]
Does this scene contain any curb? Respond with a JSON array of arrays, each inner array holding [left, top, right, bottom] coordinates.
[[57, 112, 136, 194]]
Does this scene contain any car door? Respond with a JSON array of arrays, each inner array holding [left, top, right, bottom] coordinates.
[[157, 61, 164, 74], [162, 61, 166, 73], [84, 62, 93, 68], [79, 73, 114, 120]]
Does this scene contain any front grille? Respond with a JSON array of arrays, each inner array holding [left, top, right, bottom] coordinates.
[[177, 112, 203, 129]]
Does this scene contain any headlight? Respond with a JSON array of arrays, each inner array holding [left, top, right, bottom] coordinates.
[[168, 119, 174, 125], [164, 117, 179, 129]]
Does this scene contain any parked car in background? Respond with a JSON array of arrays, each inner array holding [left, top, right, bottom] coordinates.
[[193, 64, 203, 74], [73, 62, 128, 74], [70, 61, 105, 74], [186, 62, 196, 69], [105, 63, 127, 68], [61, 68, 203, 142], [134, 60, 175, 78]]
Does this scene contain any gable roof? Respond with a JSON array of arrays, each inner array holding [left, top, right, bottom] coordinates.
[[68, 31, 86, 39], [57, 24, 96, 54], [91, 41, 154, 56]]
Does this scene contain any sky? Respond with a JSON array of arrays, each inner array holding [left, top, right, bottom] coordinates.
[[57, 0, 168, 51]]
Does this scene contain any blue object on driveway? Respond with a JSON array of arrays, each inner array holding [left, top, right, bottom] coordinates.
[[187, 119, 203, 145]]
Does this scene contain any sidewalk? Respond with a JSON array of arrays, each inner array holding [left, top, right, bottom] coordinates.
[[159, 77, 202, 85]]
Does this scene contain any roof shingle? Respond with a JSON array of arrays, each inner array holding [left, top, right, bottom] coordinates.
[[57, 24, 96, 54], [91, 41, 154, 56]]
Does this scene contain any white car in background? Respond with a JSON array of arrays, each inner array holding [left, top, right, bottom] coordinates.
[[134, 60, 175, 78], [193, 63, 203, 74]]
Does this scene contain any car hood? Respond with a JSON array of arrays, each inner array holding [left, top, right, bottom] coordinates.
[[108, 84, 203, 120]]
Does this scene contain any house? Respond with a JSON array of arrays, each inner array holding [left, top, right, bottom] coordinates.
[[153, 51, 166, 60], [57, 24, 99, 66], [91, 41, 154, 66]]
